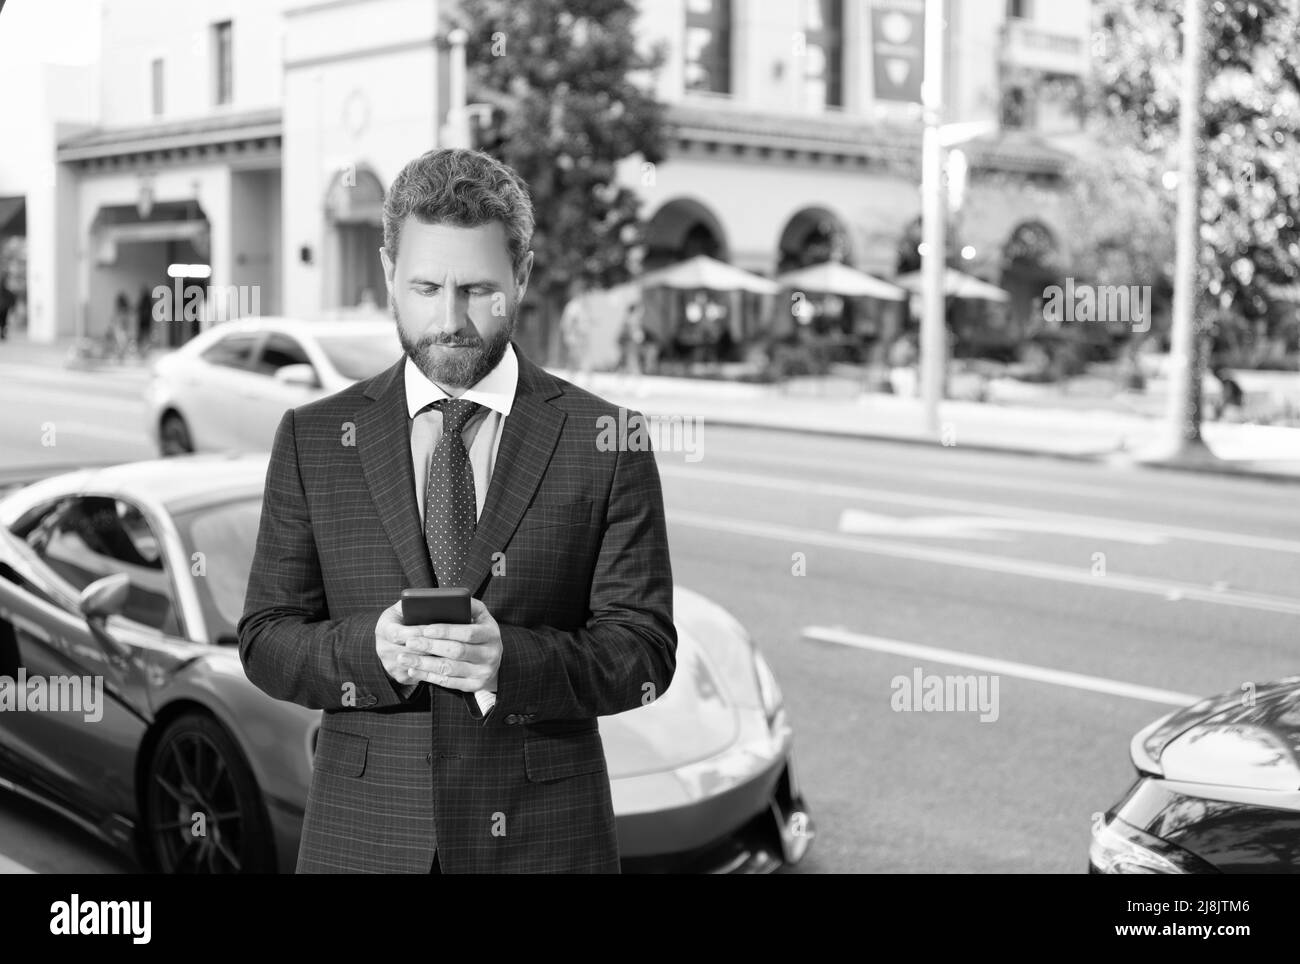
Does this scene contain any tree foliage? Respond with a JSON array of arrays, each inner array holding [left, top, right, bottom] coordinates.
[[456, 0, 668, 299], [1086, 0, 1300, 335]]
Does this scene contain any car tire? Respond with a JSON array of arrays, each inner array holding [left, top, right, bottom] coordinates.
[[143, 713, 276, 874], [159, 413, 193, 456]]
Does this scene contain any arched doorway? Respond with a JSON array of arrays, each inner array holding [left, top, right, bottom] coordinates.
[[643, 197, 728, 270], [324, 165, 386, 312], [776, 207, 850, 274]]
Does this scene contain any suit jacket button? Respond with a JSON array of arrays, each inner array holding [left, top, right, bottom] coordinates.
[[426, 752, 433, 765], [505, 714, 520, 725]]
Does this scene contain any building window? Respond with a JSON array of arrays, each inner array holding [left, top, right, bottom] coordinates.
[[1006, 0, 1031, 20], [212, 21, 233, 106], [802, 0, 843, 109], [151, 58, 164, 116], [684, 0, 731, 94], [1000, 84, 1030, 129]]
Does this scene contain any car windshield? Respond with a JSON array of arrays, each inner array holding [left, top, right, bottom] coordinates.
[[172, 497, 263, 644], [315, 332, 403, 381]]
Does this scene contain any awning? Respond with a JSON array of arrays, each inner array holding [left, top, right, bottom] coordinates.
[[776, 261, 907, 301]]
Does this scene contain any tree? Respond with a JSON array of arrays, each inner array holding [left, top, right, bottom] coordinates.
[[456, 0, 669, 361], [1089, 0, 1300, 351]]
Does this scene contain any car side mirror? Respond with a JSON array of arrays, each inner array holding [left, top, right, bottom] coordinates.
[[274, 363, 320, 389], [79, 572, 130, 621]]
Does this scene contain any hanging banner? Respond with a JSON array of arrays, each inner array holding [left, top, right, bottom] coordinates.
[[872, 0, 926, 103]]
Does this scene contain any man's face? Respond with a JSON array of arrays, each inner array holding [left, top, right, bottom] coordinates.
[[381, 220, 532, 390]]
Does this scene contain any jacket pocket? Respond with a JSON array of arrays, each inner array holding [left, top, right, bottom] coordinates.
[[516, 499, 594, 531], [523, 728, 607, 783], [313, 728, 368, 777]]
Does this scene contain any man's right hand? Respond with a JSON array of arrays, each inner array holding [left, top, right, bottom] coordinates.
[[375, 601, 428, 685]]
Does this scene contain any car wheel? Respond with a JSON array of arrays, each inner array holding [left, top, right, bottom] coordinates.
[[143, 713, 275, 874], [159, 413, 193, 456]]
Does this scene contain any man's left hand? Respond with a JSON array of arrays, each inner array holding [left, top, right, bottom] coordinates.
[[398, 597, 502, 693]]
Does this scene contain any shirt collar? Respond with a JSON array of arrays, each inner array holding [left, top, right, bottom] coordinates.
[[404, 342, 518, 419]]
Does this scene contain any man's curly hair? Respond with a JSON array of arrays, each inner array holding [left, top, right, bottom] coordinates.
[[382, 148, 534, 274]]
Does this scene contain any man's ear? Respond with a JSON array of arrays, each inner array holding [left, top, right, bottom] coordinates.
[[380, 247, 396, 304], [514, 250, 535, 302]]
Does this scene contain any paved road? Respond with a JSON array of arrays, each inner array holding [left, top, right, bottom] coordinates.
[[1, 361, 1297, 872]]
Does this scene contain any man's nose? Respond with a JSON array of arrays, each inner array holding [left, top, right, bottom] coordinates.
[[433, 288, 466, 334]]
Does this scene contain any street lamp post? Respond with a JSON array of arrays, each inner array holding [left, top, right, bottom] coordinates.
[[1161, 0, 1213, 461], [441, 28, 470, 149], [920, 0, 946, 437]]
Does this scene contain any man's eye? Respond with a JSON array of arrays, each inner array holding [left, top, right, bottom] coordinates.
[[465, 286, 493, 297], [416, 285, 441, 296]]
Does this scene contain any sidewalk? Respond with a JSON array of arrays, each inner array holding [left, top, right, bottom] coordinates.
[[560, 368, 1300, 484], [0, 334, 159, 375]]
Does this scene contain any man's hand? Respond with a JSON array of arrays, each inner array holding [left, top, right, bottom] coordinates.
[[374, 601, 441, 685], [397, 597, 502, 693]]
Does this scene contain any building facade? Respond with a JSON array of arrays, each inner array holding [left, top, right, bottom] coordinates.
[[19, 0, 1092, 357]]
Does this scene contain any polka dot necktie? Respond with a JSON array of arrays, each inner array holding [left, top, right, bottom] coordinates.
[[424, 398, 484, 588]]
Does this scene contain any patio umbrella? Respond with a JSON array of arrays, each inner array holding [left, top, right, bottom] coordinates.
[[636, 255, 780, 295], [776, 261, 907, 301], [894, 268, 1010, 302]]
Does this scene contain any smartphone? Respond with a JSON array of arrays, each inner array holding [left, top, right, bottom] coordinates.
[[400, 588, 471, 626]]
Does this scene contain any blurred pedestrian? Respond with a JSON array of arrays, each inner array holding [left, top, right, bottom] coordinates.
[[107, 291, 131, 361], [559, 277, 593, 381], [1212, 365, 1244, 421], [0, 279, 14, 340], [137, 284, 154, 352], [618, 299, 645, 376]]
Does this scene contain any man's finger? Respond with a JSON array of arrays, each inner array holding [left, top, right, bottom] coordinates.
[[420, 623, 475, 643]]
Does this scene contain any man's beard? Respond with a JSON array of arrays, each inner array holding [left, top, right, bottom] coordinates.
[[394, 301, 515, 389]]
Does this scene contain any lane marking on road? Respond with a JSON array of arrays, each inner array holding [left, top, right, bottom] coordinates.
[[0, 854, 37, 874], [694, 446, 1128, 500], [667, 510, 1300, 616], [803, 625, 1200, 706], [660, 464, 1300, 555], [838, 508, 1166, 544]]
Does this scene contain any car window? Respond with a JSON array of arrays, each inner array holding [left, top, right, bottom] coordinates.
[[173, 497, 262, 644], [200, 333, 259, 370], [32, 497, 182, 636], [254, 333, 313, 376], [314, 332, 403, 381]]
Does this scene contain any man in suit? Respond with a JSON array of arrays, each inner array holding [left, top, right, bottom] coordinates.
[[238, 148, 677, 873]]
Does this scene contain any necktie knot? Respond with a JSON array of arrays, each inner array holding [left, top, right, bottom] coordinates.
[[433, 398, 483, 436]]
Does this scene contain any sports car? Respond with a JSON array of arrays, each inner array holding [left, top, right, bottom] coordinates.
[[1090, 677, 1300, 873], [0, 456, 813, 873]]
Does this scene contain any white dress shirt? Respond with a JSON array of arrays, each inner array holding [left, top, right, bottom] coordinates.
[[402, 343, 519, 714]]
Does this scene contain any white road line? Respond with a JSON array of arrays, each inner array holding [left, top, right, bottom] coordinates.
[[667, 510, 1300, 616], [660, 464, 1300, 555], [803, 625, 1201, 706], [696, 447, 1127, 500], [0, 854, 36, 874]]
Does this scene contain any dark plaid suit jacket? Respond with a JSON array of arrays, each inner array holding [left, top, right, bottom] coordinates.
[[237, 345, 677, 873]]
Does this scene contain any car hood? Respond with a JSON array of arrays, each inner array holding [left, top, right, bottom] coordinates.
[[598, 587, 757, 779], [1139, 676, 1300, 772]]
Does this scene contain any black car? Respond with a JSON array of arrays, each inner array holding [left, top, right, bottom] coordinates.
[[1091, 676, 1300, 873]]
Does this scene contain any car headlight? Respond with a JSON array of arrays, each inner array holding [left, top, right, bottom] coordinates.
[[1090, 816, 1215, 874], [753, 648, 784, 731], [1160, 723, 1300, 790]]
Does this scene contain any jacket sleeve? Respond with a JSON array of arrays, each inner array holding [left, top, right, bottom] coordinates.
[[237, 409, 403, 711], [489, 424, 677, 722]]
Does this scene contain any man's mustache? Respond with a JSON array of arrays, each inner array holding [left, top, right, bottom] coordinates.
[[420, 336, 483, 348]]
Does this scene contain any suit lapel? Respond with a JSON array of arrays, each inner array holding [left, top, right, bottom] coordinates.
[[356, 358, 435, 590], [459, 348, 566, 595]]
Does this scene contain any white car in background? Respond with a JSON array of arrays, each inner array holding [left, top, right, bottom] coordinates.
[[146, 317, 403, 455]]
